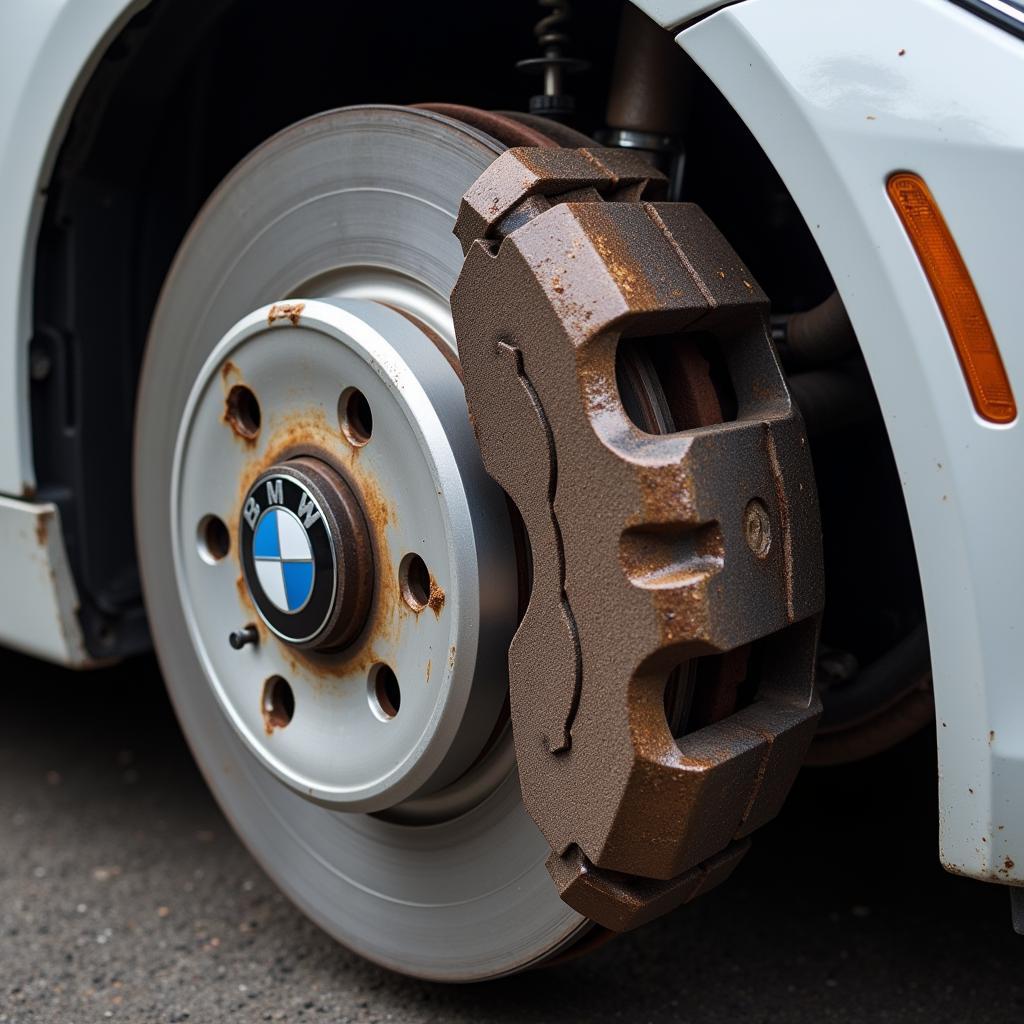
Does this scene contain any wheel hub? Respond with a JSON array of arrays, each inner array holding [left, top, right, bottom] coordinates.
[[174, 297, 517, 812]]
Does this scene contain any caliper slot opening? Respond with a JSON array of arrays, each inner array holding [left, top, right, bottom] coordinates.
[[615, 330, 737, 435], [663, 645, 759, 742]]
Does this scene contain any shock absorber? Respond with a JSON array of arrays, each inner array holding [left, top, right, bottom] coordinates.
[[516, 0, 589, 121], [600, 3, 692, 198]]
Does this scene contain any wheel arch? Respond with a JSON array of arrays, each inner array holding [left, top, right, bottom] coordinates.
[[7, 0, 633, 660], [677, 0, 1024, 886]]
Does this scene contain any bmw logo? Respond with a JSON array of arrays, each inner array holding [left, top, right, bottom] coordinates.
[[251, 504, 318, 614], [239, 458, 374, 649]]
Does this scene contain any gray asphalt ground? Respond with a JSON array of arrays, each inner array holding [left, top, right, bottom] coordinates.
[[2, 650, 1021, 1023]]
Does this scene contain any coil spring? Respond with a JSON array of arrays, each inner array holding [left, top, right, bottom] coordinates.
[[534, 0, 571, 52]]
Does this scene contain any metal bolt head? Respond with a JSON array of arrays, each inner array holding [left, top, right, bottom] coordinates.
[[229, 625, 259, 650], [744, 499, 772, 558]]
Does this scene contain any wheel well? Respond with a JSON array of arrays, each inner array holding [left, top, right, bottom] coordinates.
[[29, 0, 623, 657], [31, 0, 907, 707]]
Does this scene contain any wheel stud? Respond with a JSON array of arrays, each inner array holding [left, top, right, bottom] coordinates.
[[229, 624, 259, 650]]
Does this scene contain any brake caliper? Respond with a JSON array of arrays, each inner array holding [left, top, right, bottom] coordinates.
[[451, 147, 824, 931]]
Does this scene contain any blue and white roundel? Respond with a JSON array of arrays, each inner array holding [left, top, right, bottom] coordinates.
[[252, 507, 316, 614]]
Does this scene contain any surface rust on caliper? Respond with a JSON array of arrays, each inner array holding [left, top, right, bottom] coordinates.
[[451, 147, 824, 931]]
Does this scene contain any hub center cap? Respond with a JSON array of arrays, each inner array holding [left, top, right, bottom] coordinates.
[[240, 458, 373, 650]]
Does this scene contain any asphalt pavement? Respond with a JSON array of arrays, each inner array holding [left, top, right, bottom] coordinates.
[[1, 649, 1021, 1023]]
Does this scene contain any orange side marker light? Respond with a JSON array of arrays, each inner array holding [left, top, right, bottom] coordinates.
[[887, 171, 1016, 424]]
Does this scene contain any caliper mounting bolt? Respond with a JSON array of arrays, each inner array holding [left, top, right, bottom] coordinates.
[[744, 499, 772, 559]]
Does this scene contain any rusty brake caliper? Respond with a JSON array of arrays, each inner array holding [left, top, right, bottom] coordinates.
[[451, 147, 824, 932]]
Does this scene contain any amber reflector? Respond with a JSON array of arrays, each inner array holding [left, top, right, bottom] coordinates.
[[887, 172, 1015, 424]]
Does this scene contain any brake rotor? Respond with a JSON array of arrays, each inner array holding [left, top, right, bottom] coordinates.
[[136, 106, 597, 981]]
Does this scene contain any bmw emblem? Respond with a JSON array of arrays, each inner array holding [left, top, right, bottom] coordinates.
[[239, 457, 374, 650]]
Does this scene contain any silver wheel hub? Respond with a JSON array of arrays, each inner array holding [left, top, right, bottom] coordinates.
[[173, 298, 517, 812]]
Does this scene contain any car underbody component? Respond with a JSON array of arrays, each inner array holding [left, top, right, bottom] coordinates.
[[601, 2, 691, 196], [781, 290, 858, 368], [516, 0, 589, 121], [786, 363, 876, 438], [451, 146, 825, 930], [772, 287, 933, 764], [807, 626, 933, 766]]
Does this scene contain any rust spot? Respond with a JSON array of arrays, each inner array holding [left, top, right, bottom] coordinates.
[[267, 302, 305, 326], [224, 384, 261, 443], [221, 359, 241, 385], [21, 481, 36, 499], [232, 406, 401, 690], [589, 231, 656, 305], [34, 512, 49, 548], [1006, 858, 1016, 871], [426, 659, 432, 683], [261, 676, 293, 735], [428, 575, 446, 618], [989, 730, 996, 743]]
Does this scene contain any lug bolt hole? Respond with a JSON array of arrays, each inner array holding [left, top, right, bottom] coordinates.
[[399, 553, 431, 612], [262, 675, 295, 732], [368, 664, 401, 721], [339, 387, 373, 446], [196, 514, 230, 564], [225, 384, 261, 440]]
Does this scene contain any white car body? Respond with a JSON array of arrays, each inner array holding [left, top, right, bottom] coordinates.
[[1, 0, 1021, 896]]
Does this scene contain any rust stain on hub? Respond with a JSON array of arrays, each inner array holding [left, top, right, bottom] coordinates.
[[267, 302, 305, 326], [220, 363, 260, 446], [261, 678, 291, 735], [230, 405, 401, 691], [223, 384, 260, 443], [427, 575, 446, 618]]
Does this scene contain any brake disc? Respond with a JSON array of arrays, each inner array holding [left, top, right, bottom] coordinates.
[[135, 106, 596, 981], [451, 146, 825, 929]]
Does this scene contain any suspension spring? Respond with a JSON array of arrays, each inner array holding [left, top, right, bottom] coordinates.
[[516, 0, 589, 121]]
